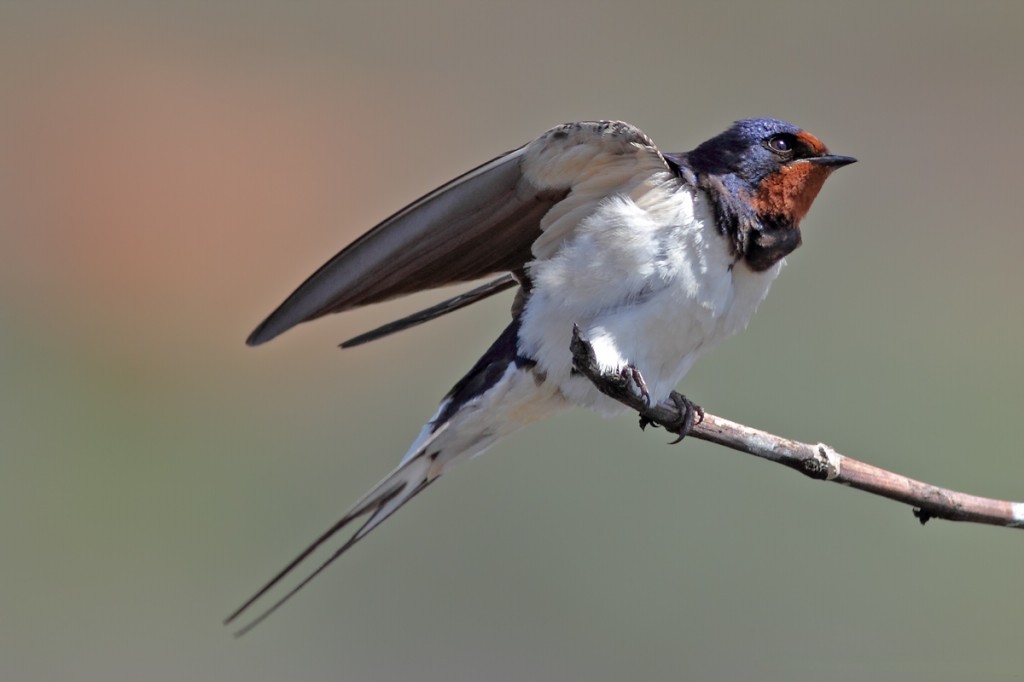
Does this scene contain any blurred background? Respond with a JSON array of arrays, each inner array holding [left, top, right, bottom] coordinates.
[[2, 2, 1022, 680]]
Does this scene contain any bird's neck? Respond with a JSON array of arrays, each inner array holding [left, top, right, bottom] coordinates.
[[671, 163, 802, 272]]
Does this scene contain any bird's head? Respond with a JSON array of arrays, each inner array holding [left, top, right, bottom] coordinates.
[[686, 117, 856, 224], [675, 117, 856, 270]]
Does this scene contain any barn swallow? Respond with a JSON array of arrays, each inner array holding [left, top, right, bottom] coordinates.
[[227, 118, 854, 633]]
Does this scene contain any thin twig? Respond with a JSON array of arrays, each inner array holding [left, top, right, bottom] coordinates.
[[569, 325, 1024, 530]]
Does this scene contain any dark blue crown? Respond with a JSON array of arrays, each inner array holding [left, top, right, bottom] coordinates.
[[684, 117, 802, 181]]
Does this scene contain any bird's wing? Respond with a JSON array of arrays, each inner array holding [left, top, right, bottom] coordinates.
[[247, 120, 673, 346], [339, 274, 518, 348]]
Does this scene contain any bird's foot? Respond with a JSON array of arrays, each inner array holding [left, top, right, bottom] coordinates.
[[647, 392, 704, 444], [570, 325, 703, 444], [619, 364, 651, 408], [665, 392, 704, 444]]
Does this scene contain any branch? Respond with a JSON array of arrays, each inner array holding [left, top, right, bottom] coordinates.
[[569, 326, 1024, 530]]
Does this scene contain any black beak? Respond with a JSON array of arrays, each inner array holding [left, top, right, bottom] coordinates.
[[808, 154, 857, 169]]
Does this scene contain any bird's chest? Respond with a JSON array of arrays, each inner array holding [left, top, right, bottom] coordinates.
[[599, 227, 778, 379], [520, 186, 781, 411]]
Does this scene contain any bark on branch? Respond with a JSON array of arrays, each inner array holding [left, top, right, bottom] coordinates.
[[569, 325, 1024, 530]]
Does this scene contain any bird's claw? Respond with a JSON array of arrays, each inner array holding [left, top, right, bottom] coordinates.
[[620, 364, 651, 408], [663, 392, 704, 444]]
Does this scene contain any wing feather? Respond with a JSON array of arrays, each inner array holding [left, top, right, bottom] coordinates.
[[248, 120, 673, 346], [339, 274, 518, 348]]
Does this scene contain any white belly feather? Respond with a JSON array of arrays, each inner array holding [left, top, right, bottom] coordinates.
[[520, 178, 782, 415]]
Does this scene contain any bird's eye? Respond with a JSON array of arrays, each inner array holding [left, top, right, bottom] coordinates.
[[765, 134, 796, 157]]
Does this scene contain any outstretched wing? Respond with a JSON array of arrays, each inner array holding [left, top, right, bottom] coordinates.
[[247, 120, 672, 346]]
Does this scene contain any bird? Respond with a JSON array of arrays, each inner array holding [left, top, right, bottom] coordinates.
[[226, 117, 855, 634]]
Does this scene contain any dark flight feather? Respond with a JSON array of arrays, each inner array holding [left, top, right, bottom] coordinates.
[[247, 149, 566, 346]]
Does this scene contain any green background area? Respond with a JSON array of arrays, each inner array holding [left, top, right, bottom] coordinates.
[[2, 2, 1022, 680]]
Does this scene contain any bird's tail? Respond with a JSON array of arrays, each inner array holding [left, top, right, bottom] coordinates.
[[223, 424, 449, 637], [225, 321, 547, 635]]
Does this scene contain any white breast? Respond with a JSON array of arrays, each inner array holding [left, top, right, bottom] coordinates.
[[519, 178, 783, 415]]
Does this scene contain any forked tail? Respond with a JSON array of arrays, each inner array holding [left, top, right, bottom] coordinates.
[[223, 431, 445, 636]]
